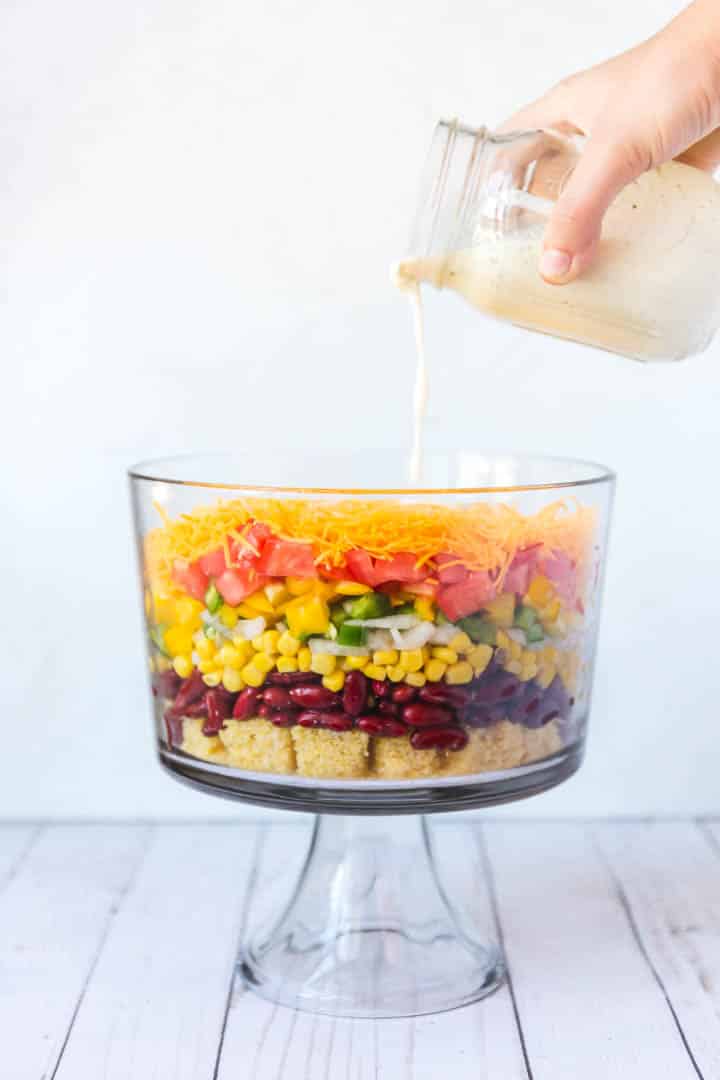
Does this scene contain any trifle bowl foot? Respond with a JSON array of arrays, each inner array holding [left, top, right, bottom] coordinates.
[[240, 813, 504, 1018]]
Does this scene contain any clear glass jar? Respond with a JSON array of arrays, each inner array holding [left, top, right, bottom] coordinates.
[[397, 119, 720, 362]]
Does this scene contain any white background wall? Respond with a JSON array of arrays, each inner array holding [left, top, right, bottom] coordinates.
[[3, 0, 717, 820]]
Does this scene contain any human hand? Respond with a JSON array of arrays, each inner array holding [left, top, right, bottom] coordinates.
[[502, 0, 720, 283]]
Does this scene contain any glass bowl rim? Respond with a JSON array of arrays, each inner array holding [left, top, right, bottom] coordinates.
[[127, 451, 615, 496]]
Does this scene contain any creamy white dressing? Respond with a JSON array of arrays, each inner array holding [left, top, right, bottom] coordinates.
[[403, 282, 428, 486]]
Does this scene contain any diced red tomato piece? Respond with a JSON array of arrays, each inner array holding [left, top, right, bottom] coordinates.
[[316, 562, 350, 581], [436, 571, 497, 622], [198, 545, 229, 578], [345, 549, 378, 587], [540, 550, 577, 606], [371, 552, 426, 586], [257, 538, 317, 579], [229, 522, 273, 563], [345, 549, 426, 588], [434, 553, 468, 585], [216, 566, 269, 605], [172, 559, 209, 601], [503, 544, 542, 596]]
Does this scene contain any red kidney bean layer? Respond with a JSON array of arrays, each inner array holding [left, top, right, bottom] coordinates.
[[161, 667, 572, 748]]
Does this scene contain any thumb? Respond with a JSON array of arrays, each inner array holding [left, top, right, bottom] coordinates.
[[540, 137, 650, 283]]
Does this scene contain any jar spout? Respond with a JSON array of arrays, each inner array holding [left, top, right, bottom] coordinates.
[[392, 255, 444, 292]]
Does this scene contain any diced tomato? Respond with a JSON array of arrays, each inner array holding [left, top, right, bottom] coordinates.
[[371, 553, 426, 586], [434, 553, 468, 586], [540, 550, 577, 606], [436, 571, 497, 622], [316, 562, 350, 581], [345, 549, 426, 588], [229, 522, 273, 563], [257, 538, 317, 579], [198, 545, 229, 578], [345, 549, 378, 587], [503, 545, 540, 596], [172, 559, 209, 601], [216, 566, 269, 605]]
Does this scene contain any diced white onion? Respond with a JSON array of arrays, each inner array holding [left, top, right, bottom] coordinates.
[[506, 628, 526, 646], [234, 616, 266, 640], [345, 614, 419, 630], [391, 621, 436, 650], [429, 623, 459, 645], [308, 638, 370, 657], [366, 629, 394, 650]]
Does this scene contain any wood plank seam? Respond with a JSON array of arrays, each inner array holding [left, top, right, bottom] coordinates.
[[212, 824, 268, 1080], [0, 825, 43, 892], [475, 826, 533, 1080], [48, 825, 154, 1080], [590, 829, 706, 1080]]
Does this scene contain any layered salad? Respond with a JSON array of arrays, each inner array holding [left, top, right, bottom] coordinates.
[[144, 497, 596, 780]]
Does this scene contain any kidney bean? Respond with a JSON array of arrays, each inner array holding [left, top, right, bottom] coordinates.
[[419, 683, 469, 708], [288, 685, 340, 710], [269, 711, 295, 727], [156, 670, 182, 699], [343, 670, 368, 716], [391, 684, 417, 705], [168, 669, 205, 716], [357, 715, 408, 737], [232, 687, 261, 720], [202, 688, 232, 735], [410, 726, 469, 751], [319, 713, 355, 732], [262, 687, 295, 711], [377, 700, 399, 717], [401, 702, 454, 728], [371, 680, 389, 698], [184, 697, 209, 718], [266, 671, 321, 686], [164, 712, 184, 747], [296, 710, 326, 727], [257, 703, 271, 718], [472, 672, 522, 706]]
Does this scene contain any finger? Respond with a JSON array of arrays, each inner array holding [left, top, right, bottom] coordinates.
[[675, 127, 720, 171], [540, 137, 651, 283]]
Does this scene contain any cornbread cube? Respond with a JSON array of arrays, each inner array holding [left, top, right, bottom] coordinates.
[[291, 728, 369, 779], [181, 718, 230, 765], [219, 718, 295, 774], [523, 720, 563, 764], [442, 721, 527, 776], [372, 736, 441, 780]]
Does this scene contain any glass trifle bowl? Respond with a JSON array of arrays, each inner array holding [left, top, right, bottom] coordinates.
[[129, 451, 614, 1017]]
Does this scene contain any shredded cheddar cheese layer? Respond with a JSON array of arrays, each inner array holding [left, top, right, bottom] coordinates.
[[145, 497, 596, 594]]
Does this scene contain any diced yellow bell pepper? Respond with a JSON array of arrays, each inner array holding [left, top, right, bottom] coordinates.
[[334, 580, 371, 596], [265, 582, 290, 607], [414, 597, 435, 622], [526, 575, 555, 608], [219, 604, 239, 629], [483, 592, 516, 629], [244, 590, 275, 615], [286, 576, 317, 596], [175, 597, 204, 628], [152, 590, 177, 625], [164, 624, 195, 657], [285, 594, 330, 639]]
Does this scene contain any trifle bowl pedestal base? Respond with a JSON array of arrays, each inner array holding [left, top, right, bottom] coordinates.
[[240, 813, 504, 1018]]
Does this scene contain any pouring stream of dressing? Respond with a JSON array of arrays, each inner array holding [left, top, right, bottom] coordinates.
[[406, 283, 428, 486]]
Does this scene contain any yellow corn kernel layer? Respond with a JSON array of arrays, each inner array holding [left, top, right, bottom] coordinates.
[[152, 582, 581, 696]]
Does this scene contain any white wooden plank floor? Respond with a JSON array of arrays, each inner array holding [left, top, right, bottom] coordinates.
[[2, 821, 720, 1079]]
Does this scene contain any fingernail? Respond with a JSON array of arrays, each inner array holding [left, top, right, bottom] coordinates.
[[540, 249, 572, 281]]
